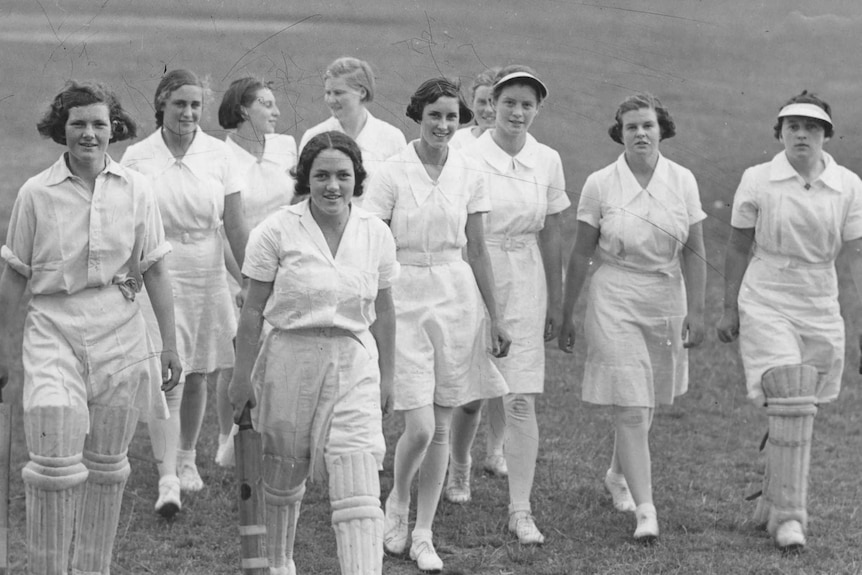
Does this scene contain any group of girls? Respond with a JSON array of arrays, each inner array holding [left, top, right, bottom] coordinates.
[[2, 50, 860, 575]]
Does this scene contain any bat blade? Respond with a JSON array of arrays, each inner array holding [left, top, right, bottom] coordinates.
[[0, 391, 11, 575], [235, 406, 268, 574]]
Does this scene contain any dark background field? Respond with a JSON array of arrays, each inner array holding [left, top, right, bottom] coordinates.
[[1, 1, 861, 573]]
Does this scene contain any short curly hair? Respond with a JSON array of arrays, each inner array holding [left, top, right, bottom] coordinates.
[[218, 77, 275, 129], [292, 131, 367, 198], [405, 77, 473, 125], [154, 69, 203, 128], [608, 93, 676, 144], [36, 80, 137, 145], [773, 90, 834, 139], [325, 57, 375, 103]]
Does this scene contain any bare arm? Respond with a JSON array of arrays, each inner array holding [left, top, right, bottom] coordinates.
[[716, 226, 755, 343], [0, 266, 28, 389], [228, 278, 274, 421], [539, 212, 564, 341], [465, 213, 511, 357], [370, 287, 396, 416], [680, 222, 707, 348], [558, 221, 600, 353], [223, 192, 249, 269], [142, 258, 182, 391]]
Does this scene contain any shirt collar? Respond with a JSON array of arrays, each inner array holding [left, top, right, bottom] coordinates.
[[615, 152, 670, 196], [476, 131, 539, 173], [769, 151, 842, 192], [45, 152, 129, 186]]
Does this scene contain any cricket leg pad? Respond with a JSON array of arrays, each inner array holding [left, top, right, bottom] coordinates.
[[761, 364, 817, 546], [72, 405, 139, 574], [329, 452, 383, 575], [22, 406, 90, 575], [264, 482, 304, 573]]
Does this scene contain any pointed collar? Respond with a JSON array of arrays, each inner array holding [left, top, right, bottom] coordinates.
[[769, 151, 842, 192], [615, 152, 670, 197], [44, 152, 129, 186], [226, 132, 282, 166], [475, 131, 539, 173], [295, 197, 364, 262]]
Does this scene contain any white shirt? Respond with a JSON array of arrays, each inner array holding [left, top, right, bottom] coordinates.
[[2, 154, 170, 295], [243, 200, 399, 335]]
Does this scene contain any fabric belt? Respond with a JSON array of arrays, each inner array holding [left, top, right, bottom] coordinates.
[[274, 326, 365, 348], [485, 234, 537, 252], [397, 249, 463, 266], [598, 248, 679, 276], [166, 229, 219, 244], [752, 248, 833, 270]]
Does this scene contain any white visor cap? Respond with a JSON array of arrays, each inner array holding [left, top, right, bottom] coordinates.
[[778, 102, 832, 128], [493, 72, 549, 100]]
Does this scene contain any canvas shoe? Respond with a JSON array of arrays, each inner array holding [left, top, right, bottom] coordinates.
[[409, 536, 443, 573], [775, 520, 806, 551], [604, 469, 636, 512], [155, 475, 181, 519], [177, 448, 204, 492], [444, 459, 472, 503], [634, 503, 659, 543], [383, 496, 409, 555], [483, 452, 508, 477], [269, 560, 296, 575], [508, 511, 545, 545]]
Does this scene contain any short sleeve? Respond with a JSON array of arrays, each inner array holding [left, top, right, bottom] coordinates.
[[1, 185, 36, 277], [546, 151, 570, 215], [842, 171, 862, 241], [222, 146, 245, 197], [242, 220, 281, 282], [362, 168, 397, 221], [576, 173, 603, 228], [730, 167, 759, 229], [682, 169, 707, 226], [465, 158, 490, 214], [136, 175, 172, 272], [376, 223, 399, 290]]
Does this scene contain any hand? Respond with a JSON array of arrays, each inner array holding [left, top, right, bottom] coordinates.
[[235, 281, 249, 309], [160, 350, 182, 392], [380, 387, 394, 419], [716, 309, 740, 343], [558, 318, 576, 353], [682, 313, 705, 349], [228, 373, 256, 424], [489, 320, 512, 358], [544, 312, 561, 342]]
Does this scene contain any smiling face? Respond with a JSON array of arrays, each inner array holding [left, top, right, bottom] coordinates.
[[324, 76, 365, 122], [472, 85, 495, 131], [308, 148, 355, 220], [161, 84, 202, 137], [493, 83, 540, 139], [621, 107, 661, 164], [418, 96, 459, 151], [243, 88, 279, 135], [780, 115, 828, 165], [65, 103, 110, 173]]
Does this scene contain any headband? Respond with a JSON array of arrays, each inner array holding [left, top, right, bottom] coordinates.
[[778, 103, 832, 127]]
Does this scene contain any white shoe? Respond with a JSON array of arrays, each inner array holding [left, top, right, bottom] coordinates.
[[409, 538, 443, 573], [177, 449, 204, 492], [444, 460, 471, 503], [483, 452, 508, 477], [383, 497, 409, 555], [508, 511, 545, 545], [775, 520, 806, 551], [269, 560, 296, 575], [215, 425, 238, 468], [604, 469, 636, 512], [155, 475, 181, 519], [634, 503, 659, 543]]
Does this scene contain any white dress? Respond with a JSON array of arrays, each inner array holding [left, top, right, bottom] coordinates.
[[463, 131, 570, 394], [731, 151, 862, 404], [577, 153, 706, 407], [122, 128, 244, 376], [364, 143, 508, 410]]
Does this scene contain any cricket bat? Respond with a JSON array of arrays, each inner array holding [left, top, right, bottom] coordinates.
[[0, 388, 11, 575], [235, 405, 268, 574]]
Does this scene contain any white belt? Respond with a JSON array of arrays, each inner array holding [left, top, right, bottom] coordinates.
[[752, 248, 833, 270], [167, 229, 219, 245], [485, 234, 537, 252], [397, 249, 463, 267]]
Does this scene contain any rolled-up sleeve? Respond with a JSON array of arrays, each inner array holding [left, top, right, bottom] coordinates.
[[730, 168, 758, 229], [2, 186, 35, 278], [376, 225, 399, 289], [137, 175, 172, 272], [242, 221, 281, 283]]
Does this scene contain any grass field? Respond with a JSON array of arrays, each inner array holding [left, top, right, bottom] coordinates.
[[1, 1, 861, 573]]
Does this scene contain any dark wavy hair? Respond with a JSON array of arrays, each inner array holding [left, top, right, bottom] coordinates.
[[36, 80, 137, 145], [154, 69, 203, 128], [773, 90, 834, 139], [219, 77, 275, 129], [292, 131, 367, 198], [405, 77, 474, 125], [608, 93, 676, 144]]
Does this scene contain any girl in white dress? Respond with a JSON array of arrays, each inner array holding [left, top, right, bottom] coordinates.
[[229, 131, 397, 575], [560, 93, 706, 542], [461, 65, 570, 545], [122, 69, 249, 517], [299, 57, 406, 196], [717, 92, 862, 550], [214, 77, 296, 467], [364, 78, 510, 572]]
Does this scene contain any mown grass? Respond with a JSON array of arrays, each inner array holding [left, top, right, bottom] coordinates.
[[2, 1, 861, 573]]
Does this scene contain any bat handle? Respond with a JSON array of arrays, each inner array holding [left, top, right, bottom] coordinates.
[[237, 404, 253, 431]]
